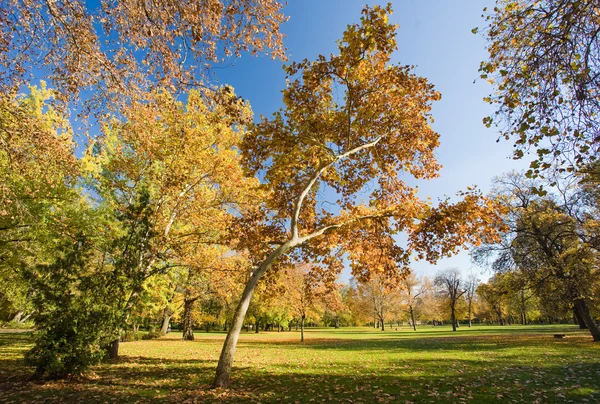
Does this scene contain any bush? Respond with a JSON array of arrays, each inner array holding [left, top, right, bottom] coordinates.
[[0, 320, 35, 329], [24, 239, 122, 378], [141, 331, 161, 340], [121, 330, 141, 342]]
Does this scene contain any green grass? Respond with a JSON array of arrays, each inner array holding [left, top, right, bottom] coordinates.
[[1, 325, 599, 403]]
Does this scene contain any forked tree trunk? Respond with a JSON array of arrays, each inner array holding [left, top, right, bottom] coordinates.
[[574, 299, 600, 341], [409, 305, 417, 331], [11, 310, 24, 323], [213, 243, 291, 388], [380, 315, 385, 331]]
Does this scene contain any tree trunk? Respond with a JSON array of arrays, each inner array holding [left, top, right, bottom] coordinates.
[[213, 242, 292, 388], [574, 299, 600, 341], [573, 306, 588, 329], [467, 303, 472, 328], [206, 322, 210, 333], [335, 317, 340, 329], [182, 298, 196, 341], [10, 310, 24, 323], [380, 316, 385, 331], [451, 304, 457, 332], [109, 338, 119, 360], [255, 319, 259, 333], [409, 305, 417, 331], [301, 314, 305, 342], [160, 308, 171, 336]]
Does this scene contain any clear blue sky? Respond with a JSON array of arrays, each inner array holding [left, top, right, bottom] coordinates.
[[214, 0, 531, 282]]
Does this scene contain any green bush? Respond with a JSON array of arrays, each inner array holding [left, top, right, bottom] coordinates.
[[24, 239, 122, 378], [141, 331, 161, 340], [121, 330, 141, 342], [0, 320, 35, 329]]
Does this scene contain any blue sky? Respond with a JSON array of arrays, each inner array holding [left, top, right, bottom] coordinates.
[[213, 0, 531, 282]]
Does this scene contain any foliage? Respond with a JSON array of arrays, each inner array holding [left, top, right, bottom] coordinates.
[[0, 0, 287, 112], [24, 237, 121, 378], [141, 331, 162, 340], [479, 0, 600, 175]]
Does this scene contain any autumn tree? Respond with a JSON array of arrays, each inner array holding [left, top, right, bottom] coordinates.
[[0, 0, 286, 112], [356, 274, 400, 331], [479, 0, 600, 176], [400, 272, 429, 331], [213, 5, 505, 387], [464, 274, 480, 327], [434, 268, 466, 332], [474, 172, 600, 339], [281, 263, 331, 341]]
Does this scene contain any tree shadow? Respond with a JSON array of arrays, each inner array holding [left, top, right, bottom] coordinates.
[[1, 328, 598, 403]]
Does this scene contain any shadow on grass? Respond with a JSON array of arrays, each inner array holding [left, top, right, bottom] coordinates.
[[1, 328, 598, 403]]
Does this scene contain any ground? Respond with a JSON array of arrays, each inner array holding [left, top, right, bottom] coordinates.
[[0, 325, 599, 403]]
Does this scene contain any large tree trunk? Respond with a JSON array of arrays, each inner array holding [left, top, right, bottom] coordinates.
[[574, 299, 600, 341], [213, 243, 291, 388], [160, 307, 172, 336], [335, 317, 340, 329], [409, 305, 417, 331], [301, 314, 305, 342], [573, 306, 588, 329], [182, 298, 196, 341], [451, 304, 457, 332], [109, 338, 119, 360], [380, 315, 385, 331], [255, 318, 259, 333]]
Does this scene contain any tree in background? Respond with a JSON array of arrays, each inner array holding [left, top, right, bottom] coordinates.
[[474, 172, 600, 339], [479, 0, 600, 177], [434, 268, 466, 332], [464, 274, 480, 327], [399, 272, 429, 331]]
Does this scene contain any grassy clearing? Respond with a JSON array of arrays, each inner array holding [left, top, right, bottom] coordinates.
[[1, 325, 599, 403]]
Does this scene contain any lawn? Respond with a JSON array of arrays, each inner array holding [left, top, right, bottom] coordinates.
[[1, 325, 599, 403]]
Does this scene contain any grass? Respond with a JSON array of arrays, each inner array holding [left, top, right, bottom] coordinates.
[[1, 325, 599, 403]]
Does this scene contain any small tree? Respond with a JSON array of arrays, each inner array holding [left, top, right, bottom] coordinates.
[[464, 274, 480, 327], [435, 268, 466, 332], [401, 272, 428, 331]]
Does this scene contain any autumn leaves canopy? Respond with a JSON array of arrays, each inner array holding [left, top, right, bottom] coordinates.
[[1, 1, 506, 385]]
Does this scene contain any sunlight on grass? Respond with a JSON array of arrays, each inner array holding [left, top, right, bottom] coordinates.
[[1, 325, 599, 403]]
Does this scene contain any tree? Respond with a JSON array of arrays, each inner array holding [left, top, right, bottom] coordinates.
[[479, 0, 600, 175], [213, 5, 505, 387], [477, 276, 509, 325], [474, 172, 600, 339], [464, 274, 480, 327], [282, 264, 329, 342], [434, 268, 466, 332], [0, 0, 286, 111], [84, 88, 258, 355], [400, 272, 428, 331], [357, 274, 400, 331]]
